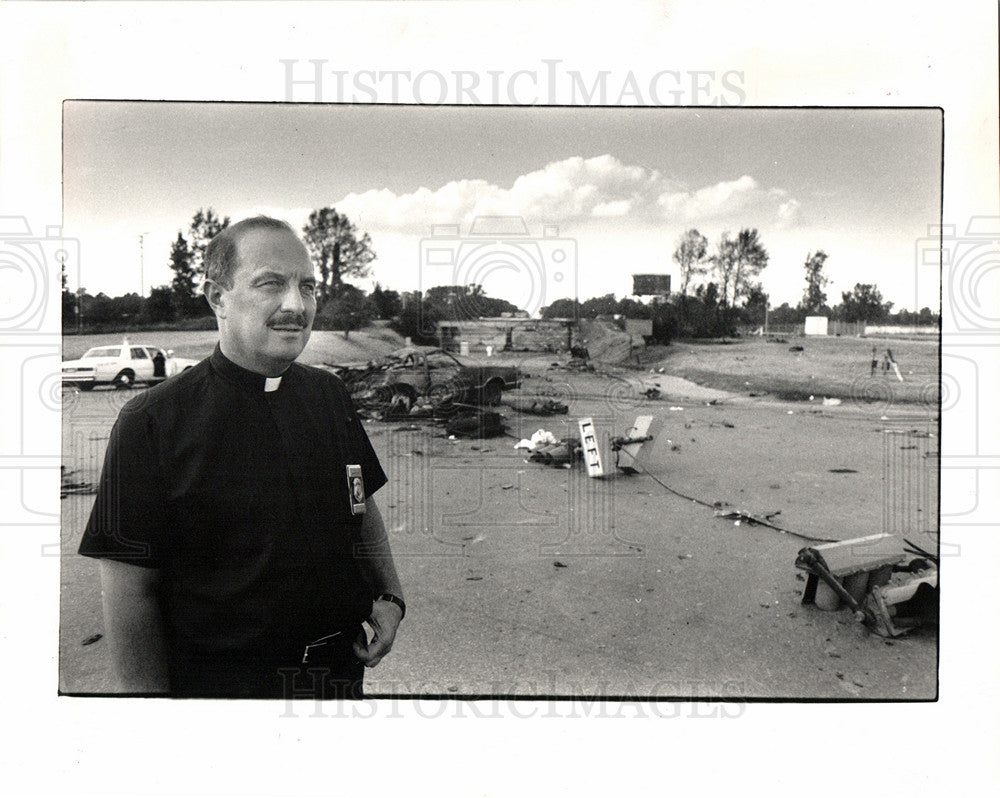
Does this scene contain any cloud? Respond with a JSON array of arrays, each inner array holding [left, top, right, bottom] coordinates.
[[332, 155, 799, 234]]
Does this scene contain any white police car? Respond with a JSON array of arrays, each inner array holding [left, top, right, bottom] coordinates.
[[62, 340, 198, 390]]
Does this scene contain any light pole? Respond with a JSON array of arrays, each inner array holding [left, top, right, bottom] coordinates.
[[138, 232, 151, 297]]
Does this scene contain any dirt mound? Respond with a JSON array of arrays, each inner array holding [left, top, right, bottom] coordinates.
[[299, 324, 407, 366]]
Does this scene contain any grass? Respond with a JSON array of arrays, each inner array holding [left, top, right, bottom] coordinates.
[[643, 334, 940, 405]]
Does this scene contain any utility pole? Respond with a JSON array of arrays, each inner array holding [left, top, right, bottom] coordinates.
[[138, 232, 151, 297]]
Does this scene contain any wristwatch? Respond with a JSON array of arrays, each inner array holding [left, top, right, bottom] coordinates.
[[376, 593, 406, 620]]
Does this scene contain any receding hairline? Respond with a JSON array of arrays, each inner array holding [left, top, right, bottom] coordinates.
[[204, 216, 305, 289]]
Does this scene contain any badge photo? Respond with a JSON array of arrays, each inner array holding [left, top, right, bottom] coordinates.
[[346, 464, 366, 515]]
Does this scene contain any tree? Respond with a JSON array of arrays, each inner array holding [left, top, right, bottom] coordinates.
[[800, 250, 830, 312], [140, 285, 176, 324], [314, 285, 374, 338], [168, 232, 197, 315], [838, 283, 893, 323], [61, 258, 77, 329], [367, 283, 402, 319], [742, 284, 768, 326], [541, 298, 582, 319], [302, 208, 376, 303], [729, 228, 769, 308], [672, 229, 709, 297], [188, 208, 230, 278], [711, 232, 737, 309]]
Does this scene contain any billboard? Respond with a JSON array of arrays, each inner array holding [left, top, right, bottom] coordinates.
[[632, 274, 671, 296]]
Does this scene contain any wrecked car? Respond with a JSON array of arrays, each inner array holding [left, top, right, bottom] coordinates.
[[334, 345, 521, 406]]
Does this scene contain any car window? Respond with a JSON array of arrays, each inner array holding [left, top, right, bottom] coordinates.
[[131, 347, 149, 359], [82, 347, 120, 358]]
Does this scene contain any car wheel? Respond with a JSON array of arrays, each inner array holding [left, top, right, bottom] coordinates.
[[113, 370, 135, 389], [481, 379, 503, 406]]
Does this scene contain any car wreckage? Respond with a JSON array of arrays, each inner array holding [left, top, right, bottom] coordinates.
[[329, 345, 521, 408]]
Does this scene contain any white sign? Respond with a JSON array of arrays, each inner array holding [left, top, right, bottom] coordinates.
[[578, 417, 604, 477]]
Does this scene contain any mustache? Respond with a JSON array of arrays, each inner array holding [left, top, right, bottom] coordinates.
[[268, 314, 309, 328]]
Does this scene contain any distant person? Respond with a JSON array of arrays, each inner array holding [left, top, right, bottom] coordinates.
[[870, 346, 878, 377], [152, 349, 166, 378], [78, 216, 405, 699]]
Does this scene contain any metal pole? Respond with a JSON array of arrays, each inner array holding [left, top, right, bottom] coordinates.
[[138, 231, 151, 297]]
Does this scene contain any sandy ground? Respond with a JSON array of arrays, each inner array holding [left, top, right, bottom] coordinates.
[[59, 355, 937, 700]]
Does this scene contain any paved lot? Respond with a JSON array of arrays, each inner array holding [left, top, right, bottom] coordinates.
[[60, 364, 937, 699]]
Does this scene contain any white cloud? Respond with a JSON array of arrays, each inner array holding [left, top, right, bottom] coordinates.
[[331, 156, 799, 235]]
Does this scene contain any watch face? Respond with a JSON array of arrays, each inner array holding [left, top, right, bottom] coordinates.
[[346, 464, 366, 515]]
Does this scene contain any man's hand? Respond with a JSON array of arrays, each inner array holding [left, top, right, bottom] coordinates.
[[353, 598, 402, 668]]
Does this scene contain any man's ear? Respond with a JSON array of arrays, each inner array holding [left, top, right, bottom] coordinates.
[[204, 280, 227, 318]]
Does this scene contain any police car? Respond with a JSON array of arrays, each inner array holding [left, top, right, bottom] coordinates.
[[62, 340, 198, 390]]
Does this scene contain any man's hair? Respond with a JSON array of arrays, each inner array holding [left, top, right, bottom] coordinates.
[[203, 216, 298, 290]]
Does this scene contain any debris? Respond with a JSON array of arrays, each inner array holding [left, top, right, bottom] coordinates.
[[445, 411, 504, 439], [863, 569, 938, 637], [81, 633, 102, 646], [553, 561, 568, 568], [822, 397, 842, 406], [504, 398, 570, 415], [677, 553, 692, 560], [643, 387, 661, 400], [789, 345, 804, 352], [529, 440, 580, 468], [669, 406, 684, 411], [828, 468, 858, 474], [796, 534, 909, 624]]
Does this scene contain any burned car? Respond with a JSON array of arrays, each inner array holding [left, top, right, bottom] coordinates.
[[335, 346, 521, 407]]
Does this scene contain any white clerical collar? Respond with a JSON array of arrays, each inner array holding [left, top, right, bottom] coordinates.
[[264, 376, 282, 392]]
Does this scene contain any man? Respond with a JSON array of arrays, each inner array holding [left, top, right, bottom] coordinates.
[[79, 216, 404, 699]]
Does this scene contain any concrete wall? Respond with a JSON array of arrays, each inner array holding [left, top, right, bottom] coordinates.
[[863, 325, 940, 336], [438, 319, 573, 352]]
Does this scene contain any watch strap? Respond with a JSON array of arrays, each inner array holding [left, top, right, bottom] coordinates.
[[376, 592, 406, 620]]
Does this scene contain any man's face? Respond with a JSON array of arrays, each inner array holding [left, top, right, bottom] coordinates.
[[213, 227, 317, 375]]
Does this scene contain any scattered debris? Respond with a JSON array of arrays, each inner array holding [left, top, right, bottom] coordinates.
[[828, 468, 858, 474], [81, 633, 103, 646], [553, 561, 568, 568], [789, 345, 804, 352], [795, 533, 938, 637], [504, 397, 570, 415], [445, 411, 504, 439], [514, 429, 559, 451], [822, 397, 842, 406]]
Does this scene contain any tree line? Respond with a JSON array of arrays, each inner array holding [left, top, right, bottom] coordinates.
[[538, 228, 936, 341], [62, 206, 520, 338], [63, 213, 938, 339]]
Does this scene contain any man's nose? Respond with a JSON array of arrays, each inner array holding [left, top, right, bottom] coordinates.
[[279, 282, 306, 313]]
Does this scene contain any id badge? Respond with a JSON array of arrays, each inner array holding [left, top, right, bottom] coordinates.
[[346, 464, 366, 515]]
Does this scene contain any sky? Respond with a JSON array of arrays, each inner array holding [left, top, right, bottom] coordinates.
[[64, 102, 942, 314]]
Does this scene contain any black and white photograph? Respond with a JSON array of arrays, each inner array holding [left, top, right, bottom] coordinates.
[[1, 1, 997, 795], [59, 102, 942, 700]]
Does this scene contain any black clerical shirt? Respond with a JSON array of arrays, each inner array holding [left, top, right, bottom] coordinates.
[[79, 346, 388, 664]]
